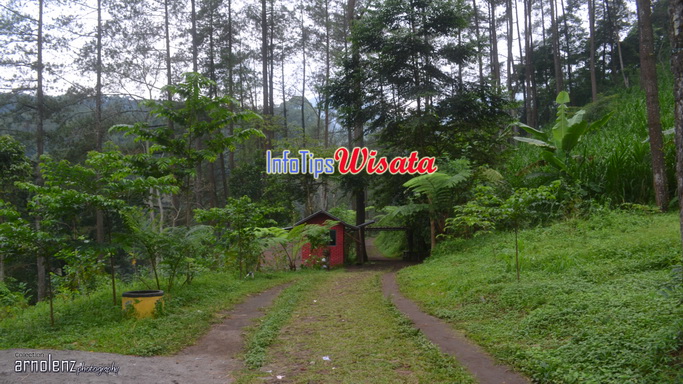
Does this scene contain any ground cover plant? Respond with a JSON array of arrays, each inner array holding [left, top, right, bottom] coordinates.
[[235, 270, 476, 384], [0, 271, 299, 356], [242, 272, 329, 369], [503, 74, 676, 207], [397, 210, 683, 383]]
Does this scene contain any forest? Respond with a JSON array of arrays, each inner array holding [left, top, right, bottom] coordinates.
[[1, 0, 683, 381]]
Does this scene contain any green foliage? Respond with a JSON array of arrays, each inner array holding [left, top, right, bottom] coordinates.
[[111, 73, 263, 223], [243, 273, 326, 369], [195, 196, 279, 278], [329, 0, 511, 165], [112, 73, 262, 175], [0, 135, 31, 203], [0, 271, 297, 355], [399, 211, 683, 383], [446, 185, 505, 238], [0, 279, 28, 319], [445, 181, 561, 238], [506, 76, 676, 206], [257, 221, 337, 271], [514, 91, 611, 177], [392, 158, 472, 251], [122, 209, 215, 291], [0, 199, 36, 262]]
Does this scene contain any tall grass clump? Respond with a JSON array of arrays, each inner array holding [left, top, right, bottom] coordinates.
[[398, 210, 683, 383], [503, 71, 676, 206], [0, 271, 297, 355]]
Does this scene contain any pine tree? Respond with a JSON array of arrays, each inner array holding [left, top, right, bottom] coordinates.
[[637, 0, 669, 211]]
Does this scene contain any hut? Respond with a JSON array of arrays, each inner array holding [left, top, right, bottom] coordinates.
[[292, 210, 374, 267]]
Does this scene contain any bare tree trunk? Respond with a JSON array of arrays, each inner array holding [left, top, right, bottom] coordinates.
[[473, 0, 484, 84], [36, 0, 47, 302], [670, 0, 683, 248], [261, 0, 271, 148], [514, 0, 526, 113], [164, 0, 173, 103], [269, 0, 275, 117], [227, 0, 235, 174], [523, 0, 536, 126], [191, 0, 198, 72], [164, 0, 179, 226], [637, 0, 669, 211], [588, 0, 598, 102], [617, 38, 629, 88], [489, 0, 501, 88], [347, 0, 367, 263], [281, 45, 288, 137], [95, 0, 106, 258], [527, 0, 538, 126], [301, 1, 307, 146], [560, 0, 572, 93], [324, 0, 331, 147], [506, 0, 514, 97], [550, 0, 564, 94]]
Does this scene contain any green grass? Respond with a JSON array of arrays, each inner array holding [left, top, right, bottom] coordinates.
[[243, 271, 329, 369], [0, 271, 298, 356], [398, 210, 683, 383], [502, 71, 677, 206], [236, 270, 476, 384]]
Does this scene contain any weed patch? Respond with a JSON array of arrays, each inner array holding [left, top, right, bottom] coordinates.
[[0, 271, 298, 355], [398, 211, 683, 383]]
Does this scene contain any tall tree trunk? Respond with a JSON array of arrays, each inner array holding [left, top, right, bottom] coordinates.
[[550, 0, 564, 94], [637, 0, 669, 211], [261, 0, 271, 148], [670, 0, 683, 249], [281, 44, 288, 137], [36, 0, 47, 302], [605, 0, 618, 82], [227, 0, 235, 187], [347, 0, 367, 263], [324, 0, 331, 147], [523, 0, 536, 126], [191, 0, 198, 72], [506, 0, 514, 98], [95, 0, 105, 256], [301, 1, 307, 146], [269, 0, 275, 117], [561, 0, 572, 93], [489, 1, 501, 88], [472, 0, 484, 84], [588, 0, 598, 102], [164, 0, 179, 226], [514, 0, 526, 111], [164, 0, 173, 103], [617, 37, 629, 88], [207, 1, 222, 204]]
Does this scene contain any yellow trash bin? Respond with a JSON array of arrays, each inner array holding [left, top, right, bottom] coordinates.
[[122, 290, 164, 318]]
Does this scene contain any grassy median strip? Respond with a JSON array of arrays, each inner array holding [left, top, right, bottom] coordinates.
[[0, 271, 299, 356], [398, 211, 683, 383], [236, 270, 476, 384], [243, 271, 331, 369]]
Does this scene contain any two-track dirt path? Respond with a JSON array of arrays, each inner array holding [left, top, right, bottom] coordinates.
[[0, 284, 289, 384], [1, 240, 530, 384]]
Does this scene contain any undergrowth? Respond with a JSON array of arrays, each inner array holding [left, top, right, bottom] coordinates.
[[243, 272, 328, 368], [398, 210, 683, 383], [0, 271, 298, 355]]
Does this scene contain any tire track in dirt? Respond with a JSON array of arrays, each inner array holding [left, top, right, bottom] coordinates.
[[0, 283, 290, 384], [382, 272, 530, 384]]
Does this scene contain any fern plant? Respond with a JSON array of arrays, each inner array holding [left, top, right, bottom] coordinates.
[[401, 159, 472, 252]]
